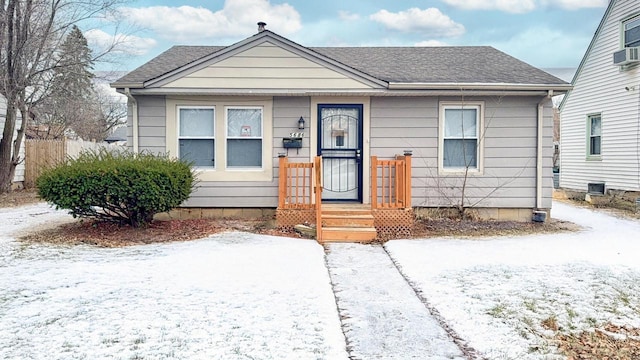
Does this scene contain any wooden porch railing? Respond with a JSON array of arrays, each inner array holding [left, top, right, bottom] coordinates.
[[314, 156, 323, 242], [278, 156, 314, 209], [371, 152, 412, 209], [278, 155, 323, 241]]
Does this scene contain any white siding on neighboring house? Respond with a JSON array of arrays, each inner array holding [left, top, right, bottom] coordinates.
[[560, 0, 640, 192], [0, 95, 25, 183]]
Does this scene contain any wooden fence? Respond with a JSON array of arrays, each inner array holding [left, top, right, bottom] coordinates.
[[24, 139, 121, 188]]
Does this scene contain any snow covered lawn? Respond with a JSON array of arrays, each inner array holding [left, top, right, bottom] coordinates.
[[0, 204, 347, 360], [386, 201, 640, 359], [4, 200, 640, 360]]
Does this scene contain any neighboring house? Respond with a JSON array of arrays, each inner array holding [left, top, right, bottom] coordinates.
[[0, 95, 25, 187], [560, 0, 640, 193], [112, 25, 569, 221], [104, 126, 127, 146]]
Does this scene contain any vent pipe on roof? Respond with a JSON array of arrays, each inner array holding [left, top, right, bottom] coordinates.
[[258, 22, 266, 32]]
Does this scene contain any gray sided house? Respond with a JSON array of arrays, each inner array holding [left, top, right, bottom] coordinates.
[[112, 28, 569, 222], [560, 0, 640, 193]]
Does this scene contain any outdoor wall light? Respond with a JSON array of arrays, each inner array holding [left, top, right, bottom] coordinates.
[[298, 116, 305, 130]]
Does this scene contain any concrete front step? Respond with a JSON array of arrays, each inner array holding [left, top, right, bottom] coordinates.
[[322, 214, 375, 228], [321, 227, 377, 243]]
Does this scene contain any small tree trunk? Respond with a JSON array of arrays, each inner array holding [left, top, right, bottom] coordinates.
[[0, 102, 18, 193]]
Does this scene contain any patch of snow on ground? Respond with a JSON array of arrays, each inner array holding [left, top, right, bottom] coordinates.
[[325, 243, 464, 360], [386, 201, 640, 359], [0, 204, 347, 360]]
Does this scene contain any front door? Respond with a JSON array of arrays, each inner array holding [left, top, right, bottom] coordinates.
[[318, 104, 363, 202]]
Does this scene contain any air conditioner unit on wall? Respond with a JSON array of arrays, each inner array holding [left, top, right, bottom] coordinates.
[[613, 46, 640, 66]]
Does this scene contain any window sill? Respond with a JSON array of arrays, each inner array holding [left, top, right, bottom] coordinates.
[[586, 156, 602, 161], [194, 167, 272, 182], [439, 167, 482, 176]]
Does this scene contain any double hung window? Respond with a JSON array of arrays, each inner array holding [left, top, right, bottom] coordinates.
[[226, 107, 263, 168], [587, 114, 601, 158], [178, 107, 215, 167], [623, 15, 640, 48], [441, 104, 481, 171]]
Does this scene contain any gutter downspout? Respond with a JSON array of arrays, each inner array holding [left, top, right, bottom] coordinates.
[[124, 88, 139, 153], [536, 90, 553, 210]]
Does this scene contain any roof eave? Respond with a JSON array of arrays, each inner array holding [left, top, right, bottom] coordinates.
[[111, 82, 144, 89], [125, 87, 564, 97], [388, 82, 573, 92]]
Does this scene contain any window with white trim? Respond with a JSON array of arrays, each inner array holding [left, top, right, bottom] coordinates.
[[587, 114, 601, 158], [226, 107, 263, 168], [178, 107, 215, 167], [623, 15, 640, 48], [440, 103, 482, 171]]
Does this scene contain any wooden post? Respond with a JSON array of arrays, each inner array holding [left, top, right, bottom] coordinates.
[[404, 151, 412, 210], [396, 159, 403, 208], [314, 156, 323, 241], [278, 155, 287, 208], [371, 156, 377, 209]]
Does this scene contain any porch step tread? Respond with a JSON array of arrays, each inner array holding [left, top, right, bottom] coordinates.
[[322, 214, 374, 219], [322, 214, 375, 228], [323, 226, 377, 231], [320, 226, 377, 243], [321, 209, 373, 216]]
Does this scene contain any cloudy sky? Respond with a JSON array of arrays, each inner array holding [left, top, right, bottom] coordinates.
[[87, 0, 609, 76]]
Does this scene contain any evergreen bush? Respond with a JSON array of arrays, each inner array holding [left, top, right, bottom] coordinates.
[[37, 150, 195, 227]]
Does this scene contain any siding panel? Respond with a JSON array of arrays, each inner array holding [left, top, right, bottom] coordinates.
[[372, 96, 552, 209], [163, 44, 373, 90], [136, 96, 166, 154]]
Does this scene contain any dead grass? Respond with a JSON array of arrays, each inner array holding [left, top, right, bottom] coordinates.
[[554, 189, 640, 220], [411, 217, 580, 238], [0, 188, 40, 208], [555, 324, 640, 360], [20, 218, 305, 247], [19, 215, 580, 248]]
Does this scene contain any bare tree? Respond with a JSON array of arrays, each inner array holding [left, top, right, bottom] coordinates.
[[92, 83, 127, 138], [0, 0, 126, 193], [71, 84, 126, 141]]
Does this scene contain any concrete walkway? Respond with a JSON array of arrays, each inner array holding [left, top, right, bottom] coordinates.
[[325, 243, 466, 360]]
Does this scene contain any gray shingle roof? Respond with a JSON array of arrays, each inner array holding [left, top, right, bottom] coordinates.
[[115, 46, 226, 84], [114, 37, 566, 86], [312, 46, 566, 84]]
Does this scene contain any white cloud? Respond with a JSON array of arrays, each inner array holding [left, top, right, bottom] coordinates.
[[415, 40, 450, 46], [440, 0, 536, 14], [84, 29, 157, 56], [118, 0, 301, 42], [370, 8, 465, 37], [541, 0, 608, 9], [338, 10, 360, 21]]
